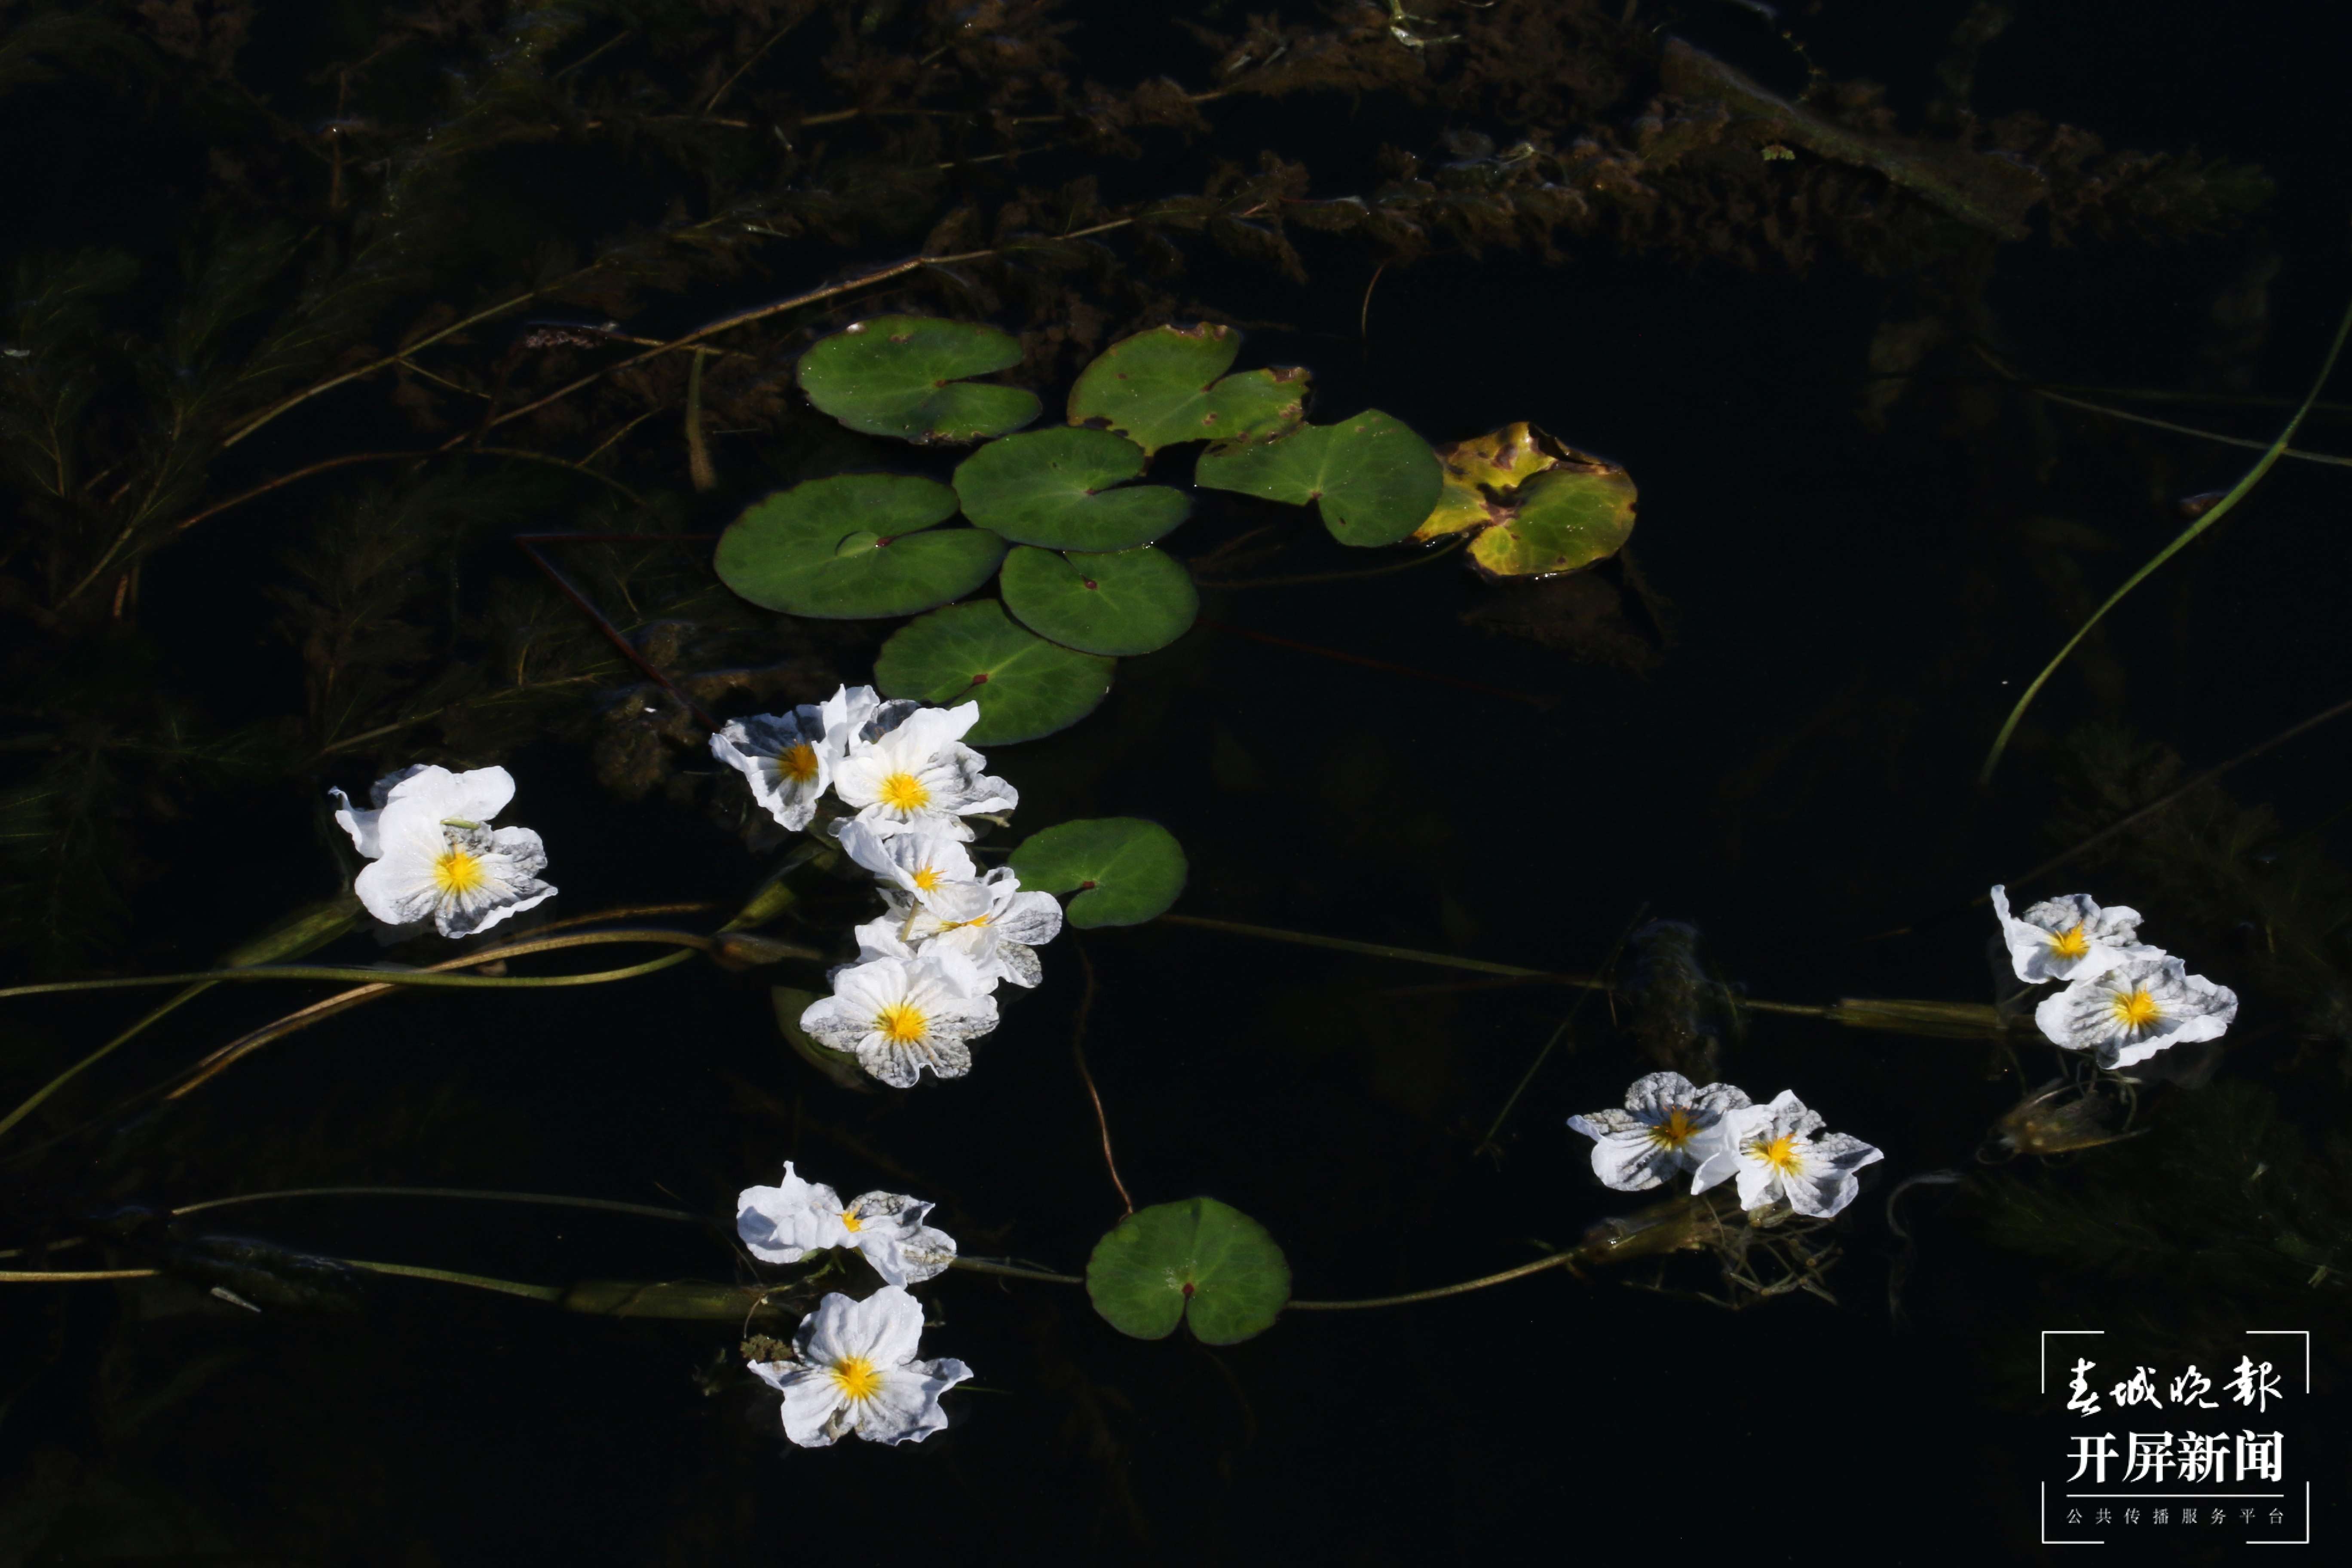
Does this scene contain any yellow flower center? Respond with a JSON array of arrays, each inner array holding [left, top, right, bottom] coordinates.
[[432, 848, 487, 897], [840, 1209, 862, 1234], [829, 1356, 882, 1402], [912, 865, 943, 892], [2048, 923, 2090, 960], [1754, 1133, 1804, 1173], [1648, 1106, 1700, 1150], [2111, 987, 2163, 1031], [876, 1001, 928, 1044], [879, 771, 931, 812], [778, 742, 821, 784]]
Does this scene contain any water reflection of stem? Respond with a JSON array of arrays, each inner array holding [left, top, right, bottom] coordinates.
[[1476, 903, 1649, 1157], [1069, 943, 1136, 1217]]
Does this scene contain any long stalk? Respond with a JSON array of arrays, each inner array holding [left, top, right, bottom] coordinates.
[[1980, 294, 2352, 785]]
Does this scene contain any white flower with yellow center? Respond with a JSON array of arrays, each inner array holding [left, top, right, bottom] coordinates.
[[1692, 1090, 1883, 1218], [1566, 1071, 1753, 1191], [2032, 952, 2238, 1069], [336, 765, 555, 937], [710, 705, 839, 831], [830, 703, 1017, 842], [833, 819, 977, 909], [1990, 885, 2154, 984], [736, 1162, 959, 1286], [329, 763, 506, 860], [879, 867, 1063, 989], [749, 1286, 973, 1449], [800, 953, 998, 1087]]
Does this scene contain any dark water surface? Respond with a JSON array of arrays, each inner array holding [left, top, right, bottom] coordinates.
[[4, 2, 2348, 1562]]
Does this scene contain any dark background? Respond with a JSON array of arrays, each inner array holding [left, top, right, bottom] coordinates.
[[3, 1, 2348, 1562]]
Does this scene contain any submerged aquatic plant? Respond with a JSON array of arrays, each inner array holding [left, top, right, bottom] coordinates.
[[749, 1287, 973, 1450]]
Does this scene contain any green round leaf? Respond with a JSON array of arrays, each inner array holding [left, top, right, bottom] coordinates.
[[1066, 323, 1309, 456], [874, 600, 1115, 745], [998, 545, 1197, 657], [714, 474, 1004, 619], [1007, 816, 1187, 928], [797, 315, 1042, 444], [1467, 462, 1639, 578], [952, 426, 1190, 551], [1086, 1197, 1291, 1345], [1194, 410, 1442, 547]]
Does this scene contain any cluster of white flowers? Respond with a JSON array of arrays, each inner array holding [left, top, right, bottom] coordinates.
[[1568, 1072, 1884, 1220], [713, 686, 1061, 1089], [328, 764, 555, 937], [737, 1164, 970, 1447], [1991, 885, 2238, 1069]]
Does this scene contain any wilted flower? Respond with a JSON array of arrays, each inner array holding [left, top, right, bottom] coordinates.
[[833, 819, 978, 908], [334, 765, 554, 937], [1566, 1072, 1752, 1191], [711, 705, 838, 831], [1990, 885, 2154, 984], [2033, 952, 2239, 1069], [749, 1286, 972, 1449], [737, 1162, 958, 1286], [800, 953, 998, 1087], [887, 868, 1063, 989], [1692, 1090, 1883, 1219], [831, 703, 1017, 841]]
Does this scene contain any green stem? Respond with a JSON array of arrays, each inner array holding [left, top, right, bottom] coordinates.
[[0, 983, 209, 1142], [1981, 293, 2352, 786], [0, 929, 718, 1000], [1287, 1250, 1580, 1310], [341, 1258, 565, 1302], [951, 1258, 1086, 1286], [1157, 913, 1599, 984]]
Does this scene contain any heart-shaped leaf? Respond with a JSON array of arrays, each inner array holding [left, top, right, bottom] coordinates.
[[998, 545, 1197, 657], [1066, 323, 1308, 455], [1007, 817, 1187, 927], [798, 315, 1041, 444], [873, 600, 1115, 744], [1412, 423, 1638, 577], [1194, 410, 1442, 547], [1086, 1197, 1290, 1345], [953, 427, 1189, 551], [715, 475, 1004, 619]]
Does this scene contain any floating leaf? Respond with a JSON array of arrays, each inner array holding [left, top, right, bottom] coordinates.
[[953, 427, 1189, 551], [1086, 1197, 1291, 1345], [1412, 422, 1638, 578], [998, 545, 1197, 657], [715, 475, 1004, 619], [1066, 323, 1308, 455], [1194, 410, 1442, 547], [797, 315, 1041, 443], [874, 600, 1115, 744], [1007, 816, 1187, 927]]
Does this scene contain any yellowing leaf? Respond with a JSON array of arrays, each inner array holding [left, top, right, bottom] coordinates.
[[1411, 422, 1637, 578]]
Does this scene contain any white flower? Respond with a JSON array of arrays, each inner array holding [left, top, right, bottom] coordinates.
[[888, 868, 1063, 989], [2033, 952, 2238, 1069], [830, 703, 1017, 842], [737, 1162, 958, 1286], [833, 818, 977, 908], [1990, 885, 2155, 984], [710, 706, 839, 831], [329, 763, 507, 861], [750, 1285, 972, 1449], [800, 953, 998, 1087], [339, 766, 555, 937], [824, 683, 921, 748], [1692, 1090, 1883, 1219], [1566, 1072, 1753, 1191]]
